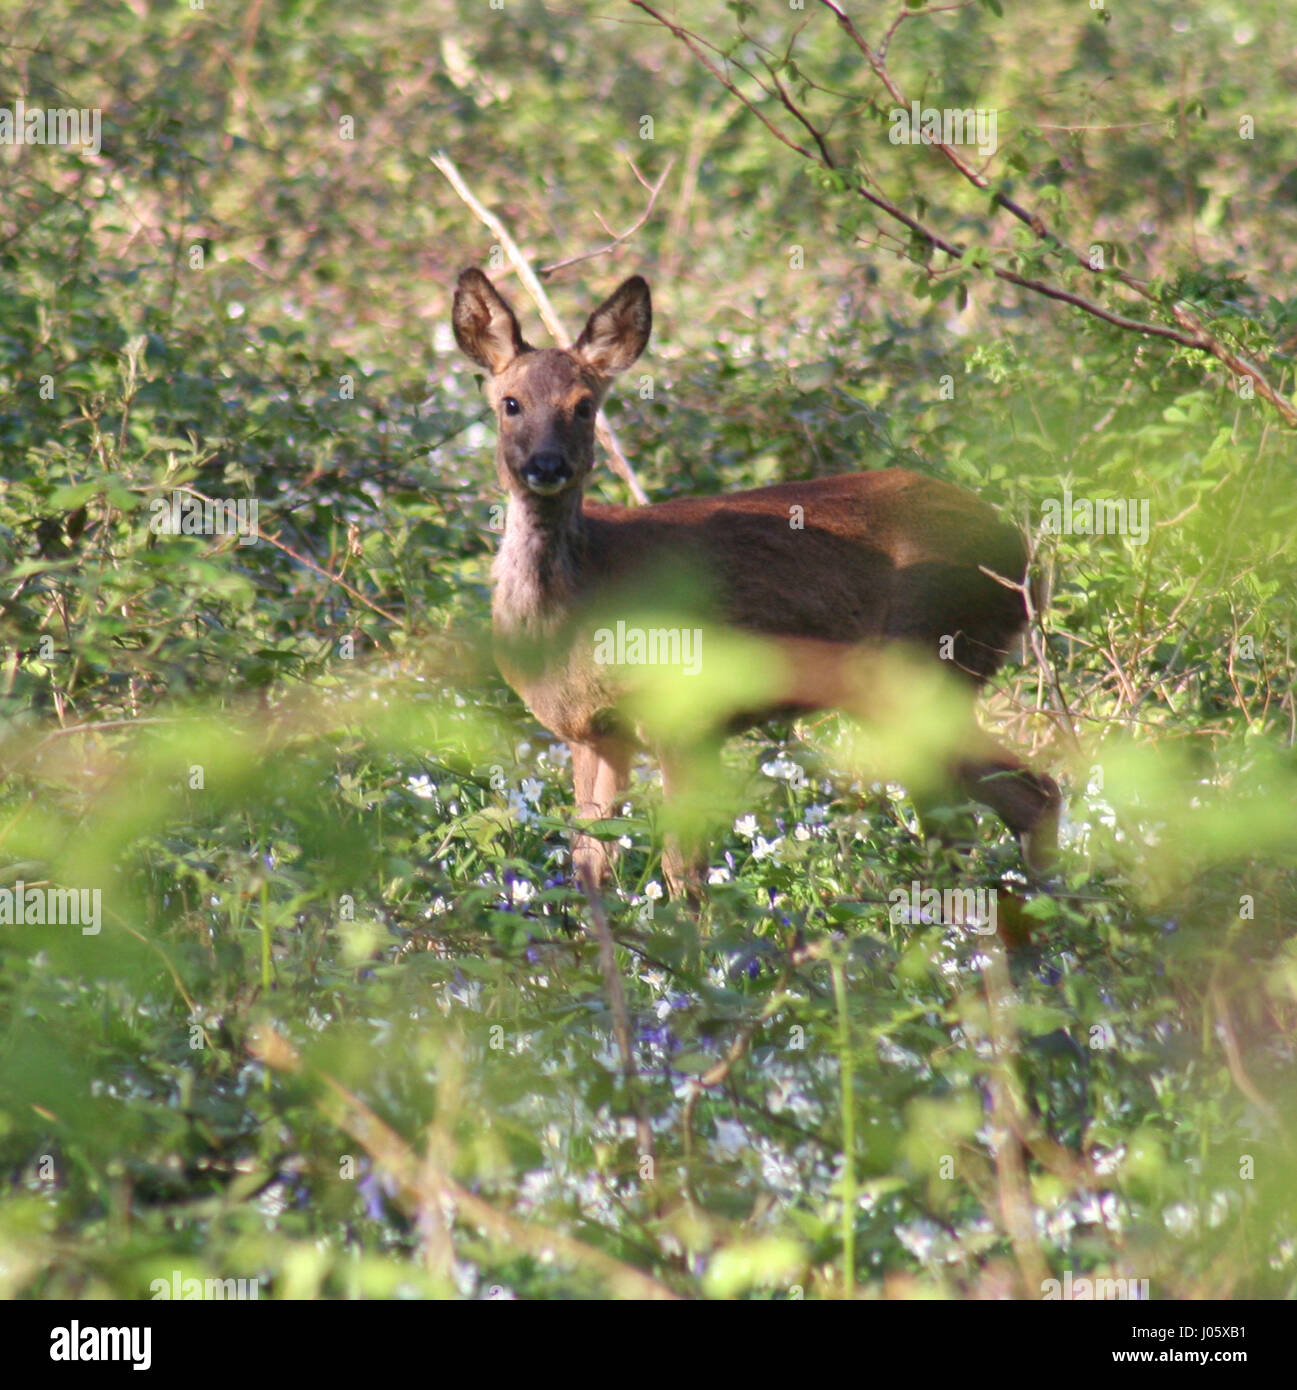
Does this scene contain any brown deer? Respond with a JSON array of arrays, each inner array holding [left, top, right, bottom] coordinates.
[[452, 268, 1060, 896]]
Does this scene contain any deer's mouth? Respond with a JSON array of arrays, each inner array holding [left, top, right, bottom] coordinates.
[[519, 459, 575, 496]]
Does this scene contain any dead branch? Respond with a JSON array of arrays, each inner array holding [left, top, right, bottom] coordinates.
[[578, 862, 655, 1163], [538, 156, 675, 276]]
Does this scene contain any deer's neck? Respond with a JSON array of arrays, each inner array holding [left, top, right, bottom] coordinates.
[[492, 489, 588, 637]]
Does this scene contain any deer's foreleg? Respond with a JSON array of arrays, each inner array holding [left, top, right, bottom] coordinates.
[[570, 738, 633, 889]]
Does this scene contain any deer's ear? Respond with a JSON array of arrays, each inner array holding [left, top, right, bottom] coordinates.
[[573, 276, 651, 376], [453, 268, 530, 374]]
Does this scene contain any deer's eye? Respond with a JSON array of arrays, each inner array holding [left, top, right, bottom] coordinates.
[[574, 398, 594, 421], [502, 397, 521, 417]]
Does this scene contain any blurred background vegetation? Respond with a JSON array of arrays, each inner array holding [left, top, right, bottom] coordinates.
[[0, 0, 1293, 1299]]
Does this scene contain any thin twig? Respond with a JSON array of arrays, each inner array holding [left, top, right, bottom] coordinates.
[[879, 1, 977, 61], [1208, 981, 1280, 1125], [681, 968, 789, 1159], [982, 936, 1050, 1296], [174, 485, 403, 625], [538, 157, 675, 276], [578, 863, 655, 1163], [628, 3, 821, 165]]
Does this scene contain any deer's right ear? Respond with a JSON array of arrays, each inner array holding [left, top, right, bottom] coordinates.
[[573, 276, 652, 376], [452, 268, 530, 374]]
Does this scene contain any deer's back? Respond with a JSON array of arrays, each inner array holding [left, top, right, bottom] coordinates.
[[581, 469, 1028, 679]]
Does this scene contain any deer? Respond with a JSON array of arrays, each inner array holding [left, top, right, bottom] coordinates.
[[452, 267, 1060, 899]]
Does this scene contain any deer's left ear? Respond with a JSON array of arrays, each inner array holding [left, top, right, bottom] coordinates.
[[573, 276, 652, 376]]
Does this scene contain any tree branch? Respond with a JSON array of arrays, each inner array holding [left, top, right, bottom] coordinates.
[[538, 156, 675, 277], [628, 2, 820, 165], [636, 1, 1297, 427]]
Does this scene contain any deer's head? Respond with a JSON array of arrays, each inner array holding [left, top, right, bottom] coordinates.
[[452, 269, 651, 500]]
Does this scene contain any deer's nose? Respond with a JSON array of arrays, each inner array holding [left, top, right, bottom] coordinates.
[[521, 452, 572, 495]]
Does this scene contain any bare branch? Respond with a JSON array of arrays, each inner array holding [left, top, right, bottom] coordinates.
[[538, 156, 675, 276], [1171, 301, 1297, 426], [178, 484, 404, 626], [878, 0, 977, 61], [824, 0, 1297, 421], [578, 863, 654, 1162], [756, 52, 837, 168], [994, 271, 1215, 350], [628, 1, 821, 165], [250, 1025, 679, 1299]]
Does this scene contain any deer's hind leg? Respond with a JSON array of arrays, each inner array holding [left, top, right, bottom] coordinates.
[[657, 742, 725, 903], [952, 739, 1060, 876]]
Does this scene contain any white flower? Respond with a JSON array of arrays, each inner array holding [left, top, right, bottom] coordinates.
[[707, 866, 731, 885], [734, 813, 759, 839], [712, 1119, 747, 1155], [804, 803, 828, 825], [520, 777, 545, 805], [407, 774, 436, 800], [644, 881, 664, 901], [752, 835, 783, 861]]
